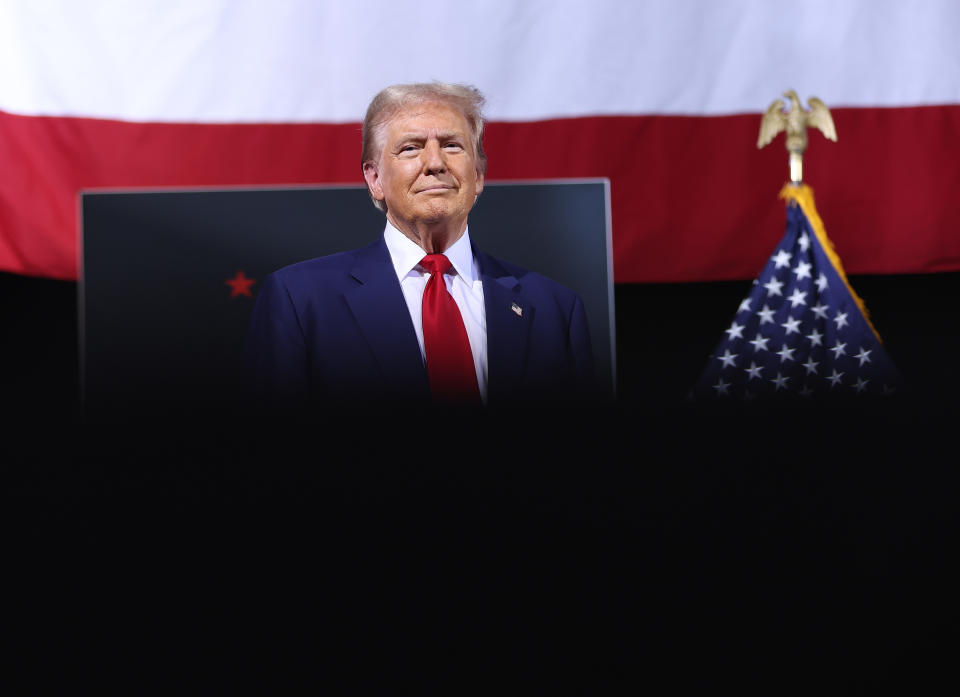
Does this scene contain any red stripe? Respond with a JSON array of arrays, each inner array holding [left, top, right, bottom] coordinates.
[[2, 106, 959, 281]]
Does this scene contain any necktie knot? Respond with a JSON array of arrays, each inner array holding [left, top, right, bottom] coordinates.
[[420, 254, 452, 277]]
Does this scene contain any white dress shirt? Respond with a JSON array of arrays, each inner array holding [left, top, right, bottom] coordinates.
[[383, 221, 488, 402]]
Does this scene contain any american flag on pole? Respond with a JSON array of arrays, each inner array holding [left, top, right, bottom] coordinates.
[[691, 184, 902, 401]]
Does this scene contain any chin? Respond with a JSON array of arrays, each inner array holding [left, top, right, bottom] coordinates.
[[418, 202, 457, 223]]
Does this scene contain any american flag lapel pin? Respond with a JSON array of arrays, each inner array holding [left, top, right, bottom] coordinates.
[[511, 302, 523, 317]]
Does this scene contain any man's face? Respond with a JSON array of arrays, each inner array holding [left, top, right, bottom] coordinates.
[[363, 101, 484, 235]]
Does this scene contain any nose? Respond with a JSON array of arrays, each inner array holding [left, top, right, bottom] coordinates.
[[422, 139, 446, 174]]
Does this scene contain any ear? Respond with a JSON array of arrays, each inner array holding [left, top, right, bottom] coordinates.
[[362, 161, 385, 202], [474, 168, 484, 196]]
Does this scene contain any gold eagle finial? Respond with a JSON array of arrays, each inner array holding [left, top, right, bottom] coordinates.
[[758, 90, 837, 184]]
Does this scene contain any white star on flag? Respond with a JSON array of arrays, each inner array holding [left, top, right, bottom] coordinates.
[[810, 302, 829, 319], [717, 349, 738, 368], [756, 304, 776, 324], [772, 250, 792, 268], [787, 289, 808, 307], [776, 345, 796, 363], [781, 316, 802, 335], [793, 261, 812, 280], [749, 333, 770, 352], [725, 321, 745, 340], [771, 372, 790, 390], [763, 277, 784, 297]]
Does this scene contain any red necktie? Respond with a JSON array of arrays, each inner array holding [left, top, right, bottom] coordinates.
[[419, 254, 480, 404]]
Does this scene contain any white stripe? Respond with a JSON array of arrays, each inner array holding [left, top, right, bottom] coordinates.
[[1, 0, 959, 122]]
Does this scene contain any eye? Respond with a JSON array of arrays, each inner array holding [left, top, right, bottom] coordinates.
[[444, 142, 464, 151], [395, 143, 420, 158]]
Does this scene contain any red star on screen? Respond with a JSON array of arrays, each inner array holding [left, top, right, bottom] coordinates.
[[226, 270, 256, 297]]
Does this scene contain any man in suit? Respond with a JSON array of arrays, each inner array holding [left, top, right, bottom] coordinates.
[[246, 82, 595, 409]]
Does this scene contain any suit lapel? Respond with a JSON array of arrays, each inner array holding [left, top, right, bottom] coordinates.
[[476, 248, 534, 402], [342, 238, 429, 398]]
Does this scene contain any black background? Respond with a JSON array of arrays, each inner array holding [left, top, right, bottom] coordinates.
[[5, 268, 959, 694]]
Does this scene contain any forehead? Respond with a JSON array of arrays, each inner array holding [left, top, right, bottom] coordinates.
[[384, 101, 472, 137]]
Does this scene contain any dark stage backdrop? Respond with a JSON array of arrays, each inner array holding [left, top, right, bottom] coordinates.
[[4, 265, 960, 694]]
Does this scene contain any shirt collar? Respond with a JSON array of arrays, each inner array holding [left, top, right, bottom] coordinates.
[[383, 220, 478, 285]]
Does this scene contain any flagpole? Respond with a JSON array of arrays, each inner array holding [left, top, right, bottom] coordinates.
[[789, 153, 803, 186]]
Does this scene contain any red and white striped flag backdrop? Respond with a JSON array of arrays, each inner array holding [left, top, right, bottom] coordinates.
[[1, 0, 959, 282]]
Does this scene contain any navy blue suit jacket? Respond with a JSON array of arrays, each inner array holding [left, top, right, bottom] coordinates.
[[245, 236, 595, 407]]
